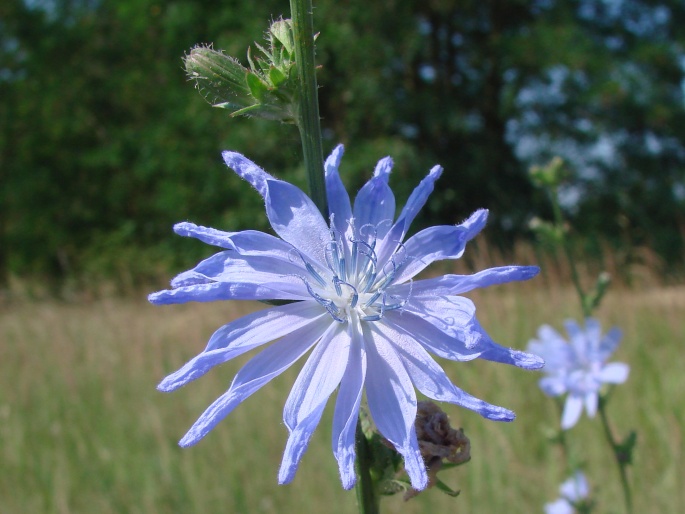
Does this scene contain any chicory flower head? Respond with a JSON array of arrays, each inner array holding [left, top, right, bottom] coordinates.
[[149, 145, 543, 490], [528, 318, 629, 430], [544, 471, 590, 514]]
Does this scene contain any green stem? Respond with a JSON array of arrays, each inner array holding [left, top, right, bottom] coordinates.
[[598, 399, 633, 514], [548, 187, 589, 317], [289, 0, 327, 217], [553, 398, 571, 469], [355, 418, 380, 514]]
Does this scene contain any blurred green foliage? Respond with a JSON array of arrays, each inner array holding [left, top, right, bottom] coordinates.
[[1, 0, 684, 287]]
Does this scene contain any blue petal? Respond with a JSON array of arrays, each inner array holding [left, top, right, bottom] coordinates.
[[264, 179, 332, 267], [405, 295, 463, 340], [564, 319, 587, 356], [598, 326, 622, 361], [382, 323, 516, 421], [539, 376, 567, 396], [353, 156, 395, 240], [528, 325, 571, 373], [332, 316, 367, 490], [169, 252, 307, 288], [545, 498, 574, 514], [174, 223, 299, 262], [384, 309, 483, 362], [584, 391, 598, 418], [324, 144, 352, 238], [222, 150, 273, 196], [393, 209, 488, 283], [376, 164, 442, 266], [598, 362, 629, 384], [177, 316, 330, 447], [278, 407, 327, 485], [279, 323, 350, 484], [560, 472, 590, 501], [583, 317, 603, 350], [471, 318, 545, 370], [158, 303, 327, 392], [395, 266, 540, 297], [148, 280, 308, 304], [561, 395, 584, 429], [149, 255, 310, 304], [478, 346, 545, 370], [400, 299, 544, 369], [223, 151, 331, 267], [365, 323, 427, 490]]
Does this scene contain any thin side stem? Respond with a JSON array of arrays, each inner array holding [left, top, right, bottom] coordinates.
[[289, 0, 327, 217], [598, 399, 633, 514], [548, 187, 589, 316], [553, 398, 571, 468], [355, 418, 380, 514]]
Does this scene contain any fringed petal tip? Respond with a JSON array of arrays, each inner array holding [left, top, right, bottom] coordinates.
[[482, 406, 516, 422], [324, 144, 345, 174], [520, 265, 541, 280], [404, 452, 428, 491], [172, 221, 194, 235], [147, 287, 202, 305], [428, 164, 443, 179], [178, 413, 222, 448], [373, 156, 393, 178], [468, 208, 489, 225], [221, 150, 242, 165], [156, 375, 181, 393], [156, 368, 198, 393], [147, 290, 166, 304], [340, 474, 356, 490], [334, 446, 358, 490], [156, 380, 172, 393], [514, 349, 545, 370], [178, 431, 202, 448]]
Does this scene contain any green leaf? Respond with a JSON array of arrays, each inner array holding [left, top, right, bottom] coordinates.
[[435, 478, 461, 497], [245, 72, 269, 101], [269, 66, 287, 87], [270, 19, 295, 55], [184, 46, 252, 106], [618, 430, 638, 465]]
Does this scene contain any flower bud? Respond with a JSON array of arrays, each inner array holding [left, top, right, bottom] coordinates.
[[183, 18, 300, 122], [529, 156, 567, 189]]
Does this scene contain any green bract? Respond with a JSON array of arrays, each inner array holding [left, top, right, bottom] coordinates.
[[184, 19, 298, 122]]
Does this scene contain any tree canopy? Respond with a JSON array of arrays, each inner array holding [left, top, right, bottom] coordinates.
[[1, 0, 684, 286]]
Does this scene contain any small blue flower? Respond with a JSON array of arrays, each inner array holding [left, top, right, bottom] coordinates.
[[544, 471, 590, 514], [528, 318, 629, 430], [150, 145, 543, 490]]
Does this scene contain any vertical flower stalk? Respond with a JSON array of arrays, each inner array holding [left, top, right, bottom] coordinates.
[[598, 396, 634, 514], [289, 2, 374, 510], [529, 158, 634, 514], [289, 0, 327, 216], [355, 419, 380, 514]]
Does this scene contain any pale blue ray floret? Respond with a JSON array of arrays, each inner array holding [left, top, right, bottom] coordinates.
[[528, 318, 629, 430], [544, 472, 590, 514], [149, 144, 543, 490]]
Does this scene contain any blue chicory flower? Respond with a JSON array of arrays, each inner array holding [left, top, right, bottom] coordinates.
[[544, 471, 590, 514], [149, 145, 543, 490], [528, 318, 629, 430]]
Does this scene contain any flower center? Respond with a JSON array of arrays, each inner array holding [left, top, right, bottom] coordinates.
[[300, 223, 410, 323]]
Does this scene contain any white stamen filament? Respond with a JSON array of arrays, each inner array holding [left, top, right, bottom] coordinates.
[[301, 222, 412, 323]]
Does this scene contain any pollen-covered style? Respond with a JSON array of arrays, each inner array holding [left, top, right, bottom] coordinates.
[[149, 145, 543, 490]]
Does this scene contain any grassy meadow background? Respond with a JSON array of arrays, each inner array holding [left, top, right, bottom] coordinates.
[[1, 249, 683, 514]]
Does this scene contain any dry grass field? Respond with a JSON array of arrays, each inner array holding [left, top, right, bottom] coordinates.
[[1, 269, 683, 513]]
